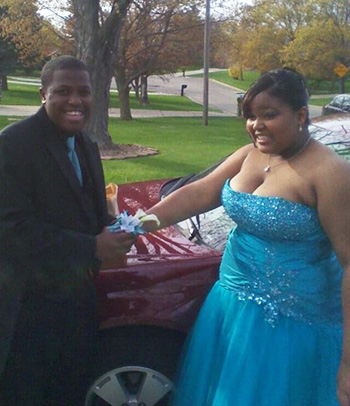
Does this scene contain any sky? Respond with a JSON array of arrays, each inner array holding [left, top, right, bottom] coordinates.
[[211, 0, 253, 19], [37, 0, 255, 28]]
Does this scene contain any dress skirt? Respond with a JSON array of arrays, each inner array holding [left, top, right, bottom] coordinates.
[[171, 281, 342, 406]]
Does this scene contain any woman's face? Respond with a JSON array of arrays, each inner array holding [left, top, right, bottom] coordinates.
[[246, 90, 306, 156]]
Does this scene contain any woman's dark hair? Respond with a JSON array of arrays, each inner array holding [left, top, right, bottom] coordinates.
[[41, 55, 89, 89], [242, 69, 310, 124]]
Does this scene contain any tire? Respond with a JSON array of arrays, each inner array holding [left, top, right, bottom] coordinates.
[[85, 325, 186, 406]]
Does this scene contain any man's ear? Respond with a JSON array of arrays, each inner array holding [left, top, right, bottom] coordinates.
[[39, 87, 46, 104]]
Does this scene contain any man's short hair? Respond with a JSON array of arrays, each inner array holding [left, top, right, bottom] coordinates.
[[41, 55, 89, 89]]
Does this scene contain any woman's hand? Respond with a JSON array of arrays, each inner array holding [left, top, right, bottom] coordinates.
[[338, 360, 350, 406]]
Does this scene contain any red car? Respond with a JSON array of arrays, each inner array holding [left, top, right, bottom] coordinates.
[[86, 114, 350, 406], [86, 177, 226, 406]]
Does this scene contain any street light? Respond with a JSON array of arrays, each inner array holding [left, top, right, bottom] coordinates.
[[202, 0, 210, 126]]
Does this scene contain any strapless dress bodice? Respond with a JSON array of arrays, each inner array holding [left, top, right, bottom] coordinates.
[[219, 180, 343, 327]]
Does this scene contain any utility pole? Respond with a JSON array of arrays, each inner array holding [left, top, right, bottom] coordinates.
[[202, 0, 210, 126]]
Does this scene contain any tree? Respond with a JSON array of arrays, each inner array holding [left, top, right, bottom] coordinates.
[[71, 0, 133, 150], [114, 0, 176, 120], [241, 26, 287, 72], [255, 0, 310, 41], [281, 19, 349, 82], [280, 0, 350, 84], [210, 20, 232, 68], [0, 39, 17, 91], [114, 1, 203, 120], [1, 0, 47, 71], [162, 6, 203, 73], [226, 0, 314, 74], [0, 6, 18, 90]]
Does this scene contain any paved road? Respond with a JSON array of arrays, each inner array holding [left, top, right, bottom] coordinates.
[[148, 74, 239, 115], [0, 104, 229, 118], [2, 72, 323, 118], [147, 73, 323, 118]]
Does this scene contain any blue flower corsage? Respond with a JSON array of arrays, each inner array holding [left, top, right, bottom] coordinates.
[[108, 209, 160, 235]]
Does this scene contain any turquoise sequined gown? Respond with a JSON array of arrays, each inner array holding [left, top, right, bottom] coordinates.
[[172, 180, 343, 406]]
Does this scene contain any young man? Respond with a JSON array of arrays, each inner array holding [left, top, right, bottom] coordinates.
[[0, 56, 135, 405]]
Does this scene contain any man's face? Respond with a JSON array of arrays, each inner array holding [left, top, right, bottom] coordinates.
[[40, 69, 92, 134]]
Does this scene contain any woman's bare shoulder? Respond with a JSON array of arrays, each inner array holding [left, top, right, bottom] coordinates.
[[227, 143, 256, 163]]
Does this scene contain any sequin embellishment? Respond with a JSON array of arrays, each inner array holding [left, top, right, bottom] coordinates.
[[219, 180, 343, 327], [221, 180, 321, 241]]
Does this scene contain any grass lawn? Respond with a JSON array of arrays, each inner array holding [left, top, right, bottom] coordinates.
[[0, 82, 208, 111], [0, 115, 249, 184], [308, 97, 333, 106], [104, 116, 248, 184], [194, 70, 349, 105], [192, 70, 258, 91], [1, 83, 42, 105]]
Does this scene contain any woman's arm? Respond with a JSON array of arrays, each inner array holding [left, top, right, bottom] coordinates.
[[315, 153, 350, 406], [145, 144, 253, 231]]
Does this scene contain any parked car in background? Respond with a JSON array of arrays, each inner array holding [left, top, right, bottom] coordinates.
[[322, 94, 350, 115], [85, 114, 350, 406]]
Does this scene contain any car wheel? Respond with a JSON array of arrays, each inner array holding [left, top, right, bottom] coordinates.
[[85, 326, 186, 406]]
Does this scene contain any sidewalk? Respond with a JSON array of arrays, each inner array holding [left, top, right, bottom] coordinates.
[[0, 104, 232, 118]]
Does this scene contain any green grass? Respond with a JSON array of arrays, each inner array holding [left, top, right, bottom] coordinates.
[[308, 97, 333, 106], [1, 83, 42, 105], [201, 70, 350, 95], [109, 92, 207, 111], [0, 115, 249, 184], [210, 70, 258, 91], [0, 116, 21, 129], [0, 82, 210, 111], [199, 70, 349, 106], [104, 116, 248, 184], [192, 70, 259, 91]]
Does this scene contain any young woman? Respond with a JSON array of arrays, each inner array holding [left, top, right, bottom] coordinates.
[[145, 69, 350, 406]]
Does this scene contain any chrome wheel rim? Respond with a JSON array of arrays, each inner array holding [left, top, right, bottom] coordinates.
[[85, 366, 174, 406]]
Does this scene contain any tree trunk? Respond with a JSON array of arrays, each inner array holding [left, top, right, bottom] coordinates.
[[239, 66, 244, 81], [72, 0, 132, 148], [119, 86, 132, 120], [1, 75, 8, 91], [133, 76, 140, 100], [115, 68, 132, 121], [140, 75, 149, 106], [85, 47, 114, 148]]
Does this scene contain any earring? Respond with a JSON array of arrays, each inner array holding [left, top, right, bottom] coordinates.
[[299, 124, 303, 132], [41, 99, 46, 104]]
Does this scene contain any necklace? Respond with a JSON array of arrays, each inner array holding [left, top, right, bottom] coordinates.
[[264, 136, 312, 173]]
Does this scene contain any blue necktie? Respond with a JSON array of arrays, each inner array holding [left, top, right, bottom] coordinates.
[[66, 136, 83, 185]]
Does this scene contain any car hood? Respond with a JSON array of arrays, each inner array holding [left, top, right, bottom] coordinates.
[[110, 179, 222, 264]]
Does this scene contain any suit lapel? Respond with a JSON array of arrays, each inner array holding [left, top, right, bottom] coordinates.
[[80, 138, 108, 228], [36, 107, 108, 228], [38, 110, 91, 218]]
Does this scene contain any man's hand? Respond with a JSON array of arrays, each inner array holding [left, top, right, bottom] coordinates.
[[95, 227, 136, 270]]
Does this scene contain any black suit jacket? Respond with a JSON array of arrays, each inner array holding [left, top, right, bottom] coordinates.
[[0, 107, 109, 375]]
